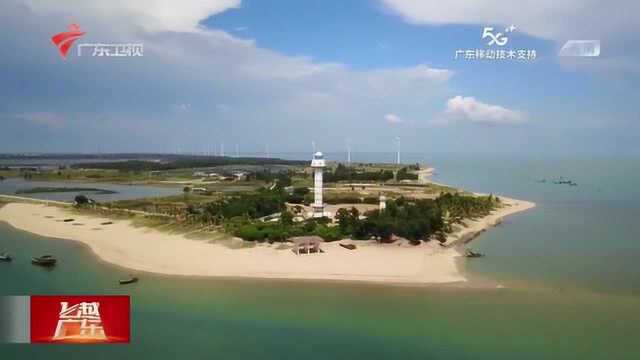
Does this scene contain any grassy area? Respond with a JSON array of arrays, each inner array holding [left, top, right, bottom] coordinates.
[[326, 163, 407, 172], [10, 167, 287, 188], [17, 168, 166, 183], [106, 193, 221, 212], [69, 200, 236, 244], [5, 161, 428, 191], [291, 176, 313, 188], [421, 183, 460, 194], [196, 181, 264, 193], [0, 170, 19, 178]]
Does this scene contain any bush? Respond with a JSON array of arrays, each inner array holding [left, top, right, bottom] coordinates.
[[235, 224, 264, 241], [324, 164, 394, 183], [280, 210, 294, 226], [314, 225, 342, 241], [74, 195, 90, 205], [362, 196, 379, 204], [293, 187, 310, 196], [325, 196, 361, 204], [287, 194, 305, 204], [396, 167, 418, 181], [204, 189, 286, 219]]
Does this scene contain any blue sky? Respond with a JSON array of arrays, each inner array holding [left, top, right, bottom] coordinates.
[[1, 0, 638, 156]]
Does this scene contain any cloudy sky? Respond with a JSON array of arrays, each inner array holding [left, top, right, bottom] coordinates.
[[1, 0, 638, 156]]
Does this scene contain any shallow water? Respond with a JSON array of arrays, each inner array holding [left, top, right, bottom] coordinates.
[[0, 178, 181, 202]]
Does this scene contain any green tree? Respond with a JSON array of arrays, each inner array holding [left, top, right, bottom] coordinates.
[[280, 209, 294, 226]]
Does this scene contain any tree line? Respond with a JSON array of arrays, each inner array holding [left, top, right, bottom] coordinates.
[[180, 187, 500, 244], [71, 157, 306, 171]]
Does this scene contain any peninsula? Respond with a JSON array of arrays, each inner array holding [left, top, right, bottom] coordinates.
[[0, 154, 535, 284]]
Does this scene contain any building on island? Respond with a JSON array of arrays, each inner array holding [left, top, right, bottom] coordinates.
[[310, 151, 326, 218]]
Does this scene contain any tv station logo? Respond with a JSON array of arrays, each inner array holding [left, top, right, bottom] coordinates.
[[0, 295, 130, 344], [50, 23, 85, 59], [51, 24, 144, 59]]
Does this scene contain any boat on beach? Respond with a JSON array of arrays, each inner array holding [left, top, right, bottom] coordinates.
[[31, 255, 57, 266], [464, 249, 485, 258], [119, 275, 138, 285]]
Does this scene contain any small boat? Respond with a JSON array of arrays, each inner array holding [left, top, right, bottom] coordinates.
[[0, 252, 13, 261], [32, 255, 57, 266], [339, 243, 357, 250], [119, 276, 138, 285], [464, 249, 485, 258]]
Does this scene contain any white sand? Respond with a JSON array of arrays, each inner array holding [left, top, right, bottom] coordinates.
[[0, 196, 534, 285], [444, 196, 536, 246]]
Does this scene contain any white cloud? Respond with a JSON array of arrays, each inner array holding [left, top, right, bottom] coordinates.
[[172, 103, 191, 112], [380, 0, 640, 73], [380, 0, 639, 42], [216, 104, 231, 112], [400, 64, 453, 82], [441, 96, 525, 125], [385, 113, 403, 124], [24, 0, 241, 33], [2, 0, 454, 151]]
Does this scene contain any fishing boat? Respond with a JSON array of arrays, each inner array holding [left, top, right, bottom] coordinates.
[[31, 255, 57, 266], [0, 252, 12, 261], [119, 275, 138, 285], [464, 249, 485, 258]]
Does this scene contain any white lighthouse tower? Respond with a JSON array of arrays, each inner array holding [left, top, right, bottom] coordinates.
[[310, 151, 326, 218]]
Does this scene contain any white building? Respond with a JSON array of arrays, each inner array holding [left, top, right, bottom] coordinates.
[[379, 194, 386, 212], [310, 151, 326, 218]]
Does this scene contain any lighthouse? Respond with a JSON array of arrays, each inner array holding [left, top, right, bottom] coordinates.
[[310, 151, 326, 218]]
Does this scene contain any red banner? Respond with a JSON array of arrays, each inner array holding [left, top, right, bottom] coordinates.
[[30, 295, 130, 343]]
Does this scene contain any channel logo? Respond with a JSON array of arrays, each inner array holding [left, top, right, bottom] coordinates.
[[51, 24, 85, 59], [0, 295, 130, 344]]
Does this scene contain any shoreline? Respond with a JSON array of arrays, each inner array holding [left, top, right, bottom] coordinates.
[[443, 196, 536, 246], [0, 195, 535, 285]]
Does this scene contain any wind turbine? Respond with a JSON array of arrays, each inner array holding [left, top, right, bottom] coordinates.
[[346, 137, 352, 165], [395, 136, 401, 165], [220, 142, 225, 157]]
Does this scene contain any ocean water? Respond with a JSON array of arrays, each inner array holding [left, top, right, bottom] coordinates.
[[426, 155, 640, 296], [1, 154, 639, 359]]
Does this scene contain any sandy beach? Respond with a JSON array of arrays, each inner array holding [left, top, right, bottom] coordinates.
[[444, 196, 536, 246], [0, 196, 534, 284]]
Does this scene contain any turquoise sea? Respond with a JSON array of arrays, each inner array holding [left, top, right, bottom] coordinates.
[[1, 154, 639, 359]]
